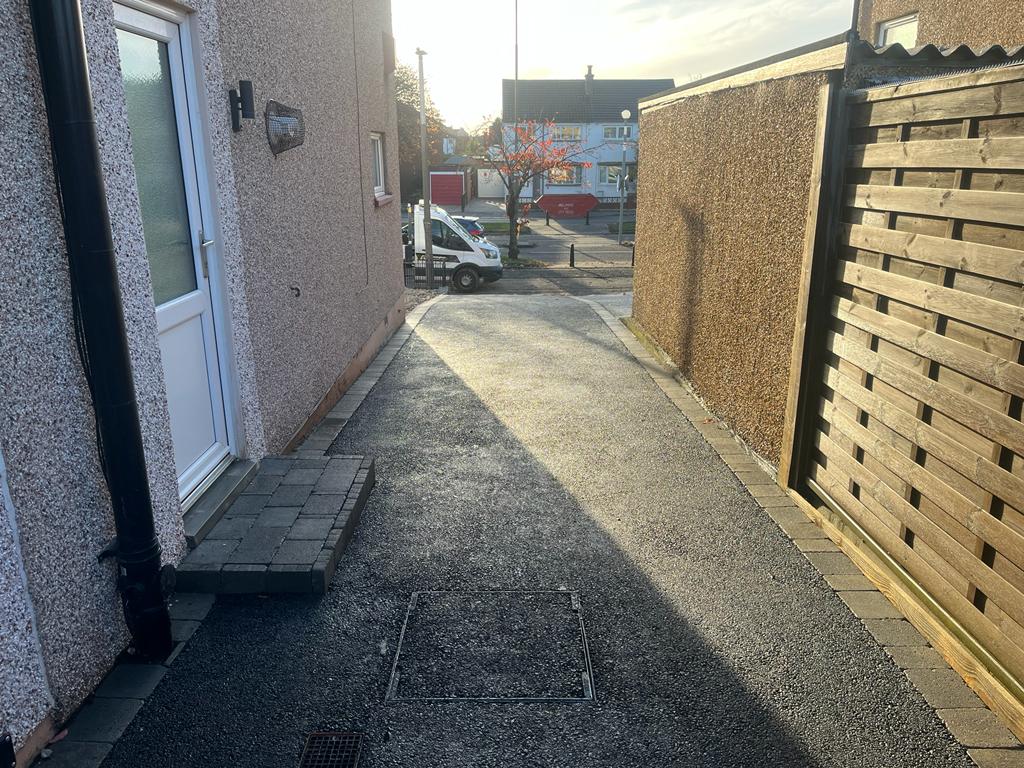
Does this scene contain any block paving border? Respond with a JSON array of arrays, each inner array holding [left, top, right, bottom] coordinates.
[[575, 295, 1024, 768], [36, 295, 448, 766], [38, 594, 215, 768]]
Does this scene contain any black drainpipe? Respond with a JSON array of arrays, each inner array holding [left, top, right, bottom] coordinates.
[[30, 0, 172, 660]]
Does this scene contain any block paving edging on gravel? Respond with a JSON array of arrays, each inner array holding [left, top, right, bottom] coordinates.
[[574, 296, 1024, 768], [36, 594, 216, 768]]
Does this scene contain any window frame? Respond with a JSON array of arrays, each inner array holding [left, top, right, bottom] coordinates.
[[876, 13, 919, 47], [603, 125, 633, 140], [550, 124, 582, 142], [598, 162, 637, 187], [546, 164, 584, 186], [370, 132, 387, 197]]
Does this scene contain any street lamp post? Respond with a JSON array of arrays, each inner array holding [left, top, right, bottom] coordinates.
[[416, 48, 433, 287], [617, 109, 631, 246]]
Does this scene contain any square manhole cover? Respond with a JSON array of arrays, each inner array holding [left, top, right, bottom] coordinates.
[[386, 590, 595, 702]]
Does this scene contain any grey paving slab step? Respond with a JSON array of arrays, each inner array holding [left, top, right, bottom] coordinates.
[[175, 455, 374, 595], [182, 459, 258, 547]]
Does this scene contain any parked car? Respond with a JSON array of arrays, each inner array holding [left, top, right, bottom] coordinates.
[[451, 215, 485, 238]]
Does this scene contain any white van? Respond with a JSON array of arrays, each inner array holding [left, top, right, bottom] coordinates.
[[413, 204, 502, 292]]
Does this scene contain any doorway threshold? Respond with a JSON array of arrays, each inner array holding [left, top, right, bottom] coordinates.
[[182, 459, 258, 548]]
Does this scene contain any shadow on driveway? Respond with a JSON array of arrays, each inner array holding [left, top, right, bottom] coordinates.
[[102, 296, 968, 768]]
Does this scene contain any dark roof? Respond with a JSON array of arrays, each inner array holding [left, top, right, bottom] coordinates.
[[502, 76, 675, 122]]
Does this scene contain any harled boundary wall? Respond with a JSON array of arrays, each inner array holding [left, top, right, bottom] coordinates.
[[632, 72, 828, 462]]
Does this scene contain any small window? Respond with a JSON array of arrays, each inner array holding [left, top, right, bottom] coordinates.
[[547, 165, 583, 185], [370, 133, 387, 196], [603, 125, 633, 140], [877, 13, 918, 47], [550, 125, 582, 142], [599, 163, 637, 186]]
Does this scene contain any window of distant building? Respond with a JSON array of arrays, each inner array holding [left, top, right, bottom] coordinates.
[[550, 125, 582, 142], [877, 13, 919, 47], [603, 125, 633, 140], [599, 163, 638, 186], [547, 165, 583, 185]]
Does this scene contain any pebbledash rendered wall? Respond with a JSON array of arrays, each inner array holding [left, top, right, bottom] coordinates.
[[632, 72, 828, 461], [0, 0, 402, 751], [857, 0, 1024, 48]]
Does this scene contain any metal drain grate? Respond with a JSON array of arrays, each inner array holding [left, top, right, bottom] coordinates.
[[298, 732, 363, 768]]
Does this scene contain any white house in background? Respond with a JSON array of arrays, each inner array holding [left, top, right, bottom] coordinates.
[[498, 66, 673, 203]]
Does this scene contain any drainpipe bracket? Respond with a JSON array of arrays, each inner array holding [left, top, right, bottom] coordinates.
[[97, 538, 118, 562]]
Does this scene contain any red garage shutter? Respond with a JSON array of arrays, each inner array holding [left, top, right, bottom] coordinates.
[[430, 172, 463, 206]]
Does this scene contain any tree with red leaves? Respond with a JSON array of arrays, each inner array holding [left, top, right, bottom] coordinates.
[[482, 121, 591, 259]]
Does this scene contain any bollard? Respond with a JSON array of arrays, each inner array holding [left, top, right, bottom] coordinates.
[[631, 243, 635, 267], [585, 211, 590, 225], [570, 243, 575, 268], [546, 212, 550, 226]]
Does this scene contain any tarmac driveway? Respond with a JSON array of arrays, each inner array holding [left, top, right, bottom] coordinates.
[[103, 295, 970, 768]]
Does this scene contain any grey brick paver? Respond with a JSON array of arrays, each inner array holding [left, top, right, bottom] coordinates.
[[302, 494, 346, 516], [95, 664, 167, 699], [267, 484, 314, 507], [272, 540, 324, 565], [226, 494, 269, 516], [187, 539, 238, 565], [938, 709, 1020, 748], [288, 517, 335, 540], [258, 457, 293, 475], [242, 474, 282, 494], [804, 551, 860, 575], [222, 564, 268, 594], [967, 748, 1024, 767], [906, 668, 983, 709], [885, 645, 948, 670], [863, 618, 928, 647], [281, 467, 326, 486], [67, 697, 143, 742], [40, 741, 112, 768], [207, 516, 255, 539], [255, 507, 301, 528], [228, 526, 288, 563], [838, 591, 903, 620]]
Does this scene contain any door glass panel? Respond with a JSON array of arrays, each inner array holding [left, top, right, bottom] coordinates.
[[117, 29, 197, 306]]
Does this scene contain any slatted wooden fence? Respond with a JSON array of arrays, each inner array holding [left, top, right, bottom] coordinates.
[[783, 64, 1024, 737]]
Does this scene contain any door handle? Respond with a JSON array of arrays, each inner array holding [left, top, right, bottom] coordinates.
[[198, 230, 214, 277]]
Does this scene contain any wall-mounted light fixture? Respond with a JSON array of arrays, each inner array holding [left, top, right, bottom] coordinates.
[[229, 80, 255, 132]]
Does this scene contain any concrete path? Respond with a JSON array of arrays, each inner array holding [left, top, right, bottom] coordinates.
[[103, 295, 971, 768]]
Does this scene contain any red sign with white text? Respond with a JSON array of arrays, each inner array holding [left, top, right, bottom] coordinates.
[[535, 193, 600, 218]]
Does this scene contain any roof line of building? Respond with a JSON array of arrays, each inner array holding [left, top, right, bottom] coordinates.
[[639, 32, 851, 112]]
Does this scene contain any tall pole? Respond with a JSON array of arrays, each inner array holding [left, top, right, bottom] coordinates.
[[617, 109, 630, 245], [512, 0, 519, 218], [416, 48, 433, 286], [513, 0, 518, 138]]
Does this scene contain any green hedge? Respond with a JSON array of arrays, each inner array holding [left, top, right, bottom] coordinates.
[[607, 221, 636, 234]]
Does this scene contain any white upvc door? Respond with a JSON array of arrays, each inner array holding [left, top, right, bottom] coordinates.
[[114, 3, 232, 503]]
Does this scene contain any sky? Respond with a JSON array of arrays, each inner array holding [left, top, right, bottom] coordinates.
[[392, 0, 853, 130]]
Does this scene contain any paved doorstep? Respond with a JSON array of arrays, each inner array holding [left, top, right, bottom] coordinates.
[[577, 295, 1024, 764], [175, 455, 374, 595]]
